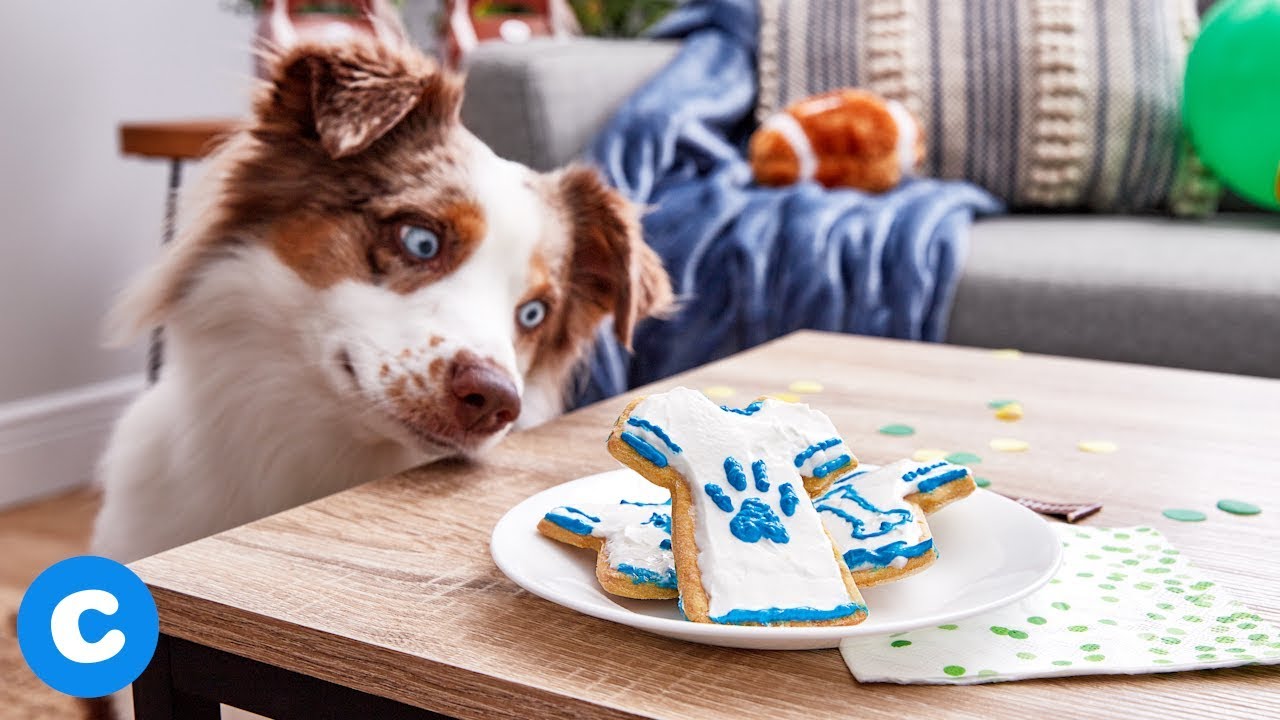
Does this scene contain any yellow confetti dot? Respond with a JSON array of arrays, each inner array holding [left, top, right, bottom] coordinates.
[[702, 385, 736, 400], [995, 402, 1024, 421], [990, 437, 1030, 453], [1078, 440, 1118, 454], [912, 448, 949, 463], [769, 392, 803, 403], [991, 348, 1023, 359], [788, 380, 824, 394]]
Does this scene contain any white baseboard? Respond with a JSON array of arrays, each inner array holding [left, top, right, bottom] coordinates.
[[0, 375, 144, 511]]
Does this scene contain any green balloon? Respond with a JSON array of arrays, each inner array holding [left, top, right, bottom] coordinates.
[[1183, 0, 1280, 210]]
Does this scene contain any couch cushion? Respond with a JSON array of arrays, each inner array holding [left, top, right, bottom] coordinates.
[[947, 216, 1280, 377]]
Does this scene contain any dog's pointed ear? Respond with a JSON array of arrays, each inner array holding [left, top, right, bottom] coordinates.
[[558, 167, 674, 350], [259, 40, 460, 159]]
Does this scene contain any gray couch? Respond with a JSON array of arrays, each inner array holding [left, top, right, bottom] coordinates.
[[461, 39, 1280, 379]]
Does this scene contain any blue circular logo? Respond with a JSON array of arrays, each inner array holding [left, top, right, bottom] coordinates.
[[17, 556, 159, 698]]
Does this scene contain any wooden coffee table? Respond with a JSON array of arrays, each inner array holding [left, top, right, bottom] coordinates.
[[129, 332, 1280, 719]]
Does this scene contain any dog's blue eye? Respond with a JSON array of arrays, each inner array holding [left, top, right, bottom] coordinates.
[[517, 299, 547, 329], [399, 225, 440, 259]]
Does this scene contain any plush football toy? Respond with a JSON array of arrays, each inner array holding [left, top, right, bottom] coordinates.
[[749, 89, 924, 193]]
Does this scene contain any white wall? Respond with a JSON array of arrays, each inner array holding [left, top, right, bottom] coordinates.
[[0, 2, 254, 505]]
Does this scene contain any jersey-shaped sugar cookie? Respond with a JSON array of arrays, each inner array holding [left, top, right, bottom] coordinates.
[[537, 499, 678, 599], [816, 459, 975, 587], [607, 387, 866, 626]]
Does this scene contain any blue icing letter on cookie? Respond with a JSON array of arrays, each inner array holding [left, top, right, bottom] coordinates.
[[777, 482, 799, 517], [720, 400, 764, 416], [901, 462, 971, 493], [842, 539, 935, 570], [620, 431, 668, 468], [659, 539, 671, 550], [704, 483, 734, 512], [723, 456, 748, 491], [642, 512, 671, 533], [729, 498, 790, 544]]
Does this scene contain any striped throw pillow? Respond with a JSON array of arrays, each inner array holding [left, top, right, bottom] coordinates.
[[758, 0, 1221, 214]]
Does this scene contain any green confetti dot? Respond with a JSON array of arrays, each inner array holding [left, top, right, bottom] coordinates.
[[1198, 653, 1217, 660], [1085, 554, 1103, 560], [977, 670, 999, 678], [990, 626, 1010, 636], [1217, 636, 1235, 644], [1167, 628, 1186, 635], [1017, 652, 1036, 660], [1098, 619, 1118, 626], [1162, 508, 1206, 522], [1122, 559, 1140, 566], [1190, 581, 1214, 591], [1051, 602, 1070, 611], [1077, 572, 1094, 578], [1248, 634, 1269, 642], [1153, 659, 1173, 665], [1163, 549, 1180, 555], [1216, 499, 1261, 516], [1149, 647, 1168, 655], [1147, 613, 1165, 621], [1101, 596, 1119, 603], [1161, 637, 1182, 645], [1184, 615, 1203, 623], [1195, 645, 1215, 652], [943, 665, 966, 677], [1226, 647, 1246, 653], [1068, 625, 1088, 632], [945, 451, 983, 465], [1084, 654, 1105, 662], [1108, 573, 1127, 581], [1008, 630, 1029, 640], [1238, 623, 1257, 630], [1139, 633, 1158, 641], [1051, 660, 1072, 666], [1080, 643, 1100, 651], [1113, 532, 1130, 539], [974, 477, 991, 488], [1156, 603, 1174, 610], [1097, 583, 1115, 590], [1027, 616, 1047, 625], [938, 624, 958, 630], [878, 423, 916, 437], [1145, 567, 1172, 574], [1158, 557, 1177, 565], [987, 399, 1016, 409], [891, 640, 912, 647]]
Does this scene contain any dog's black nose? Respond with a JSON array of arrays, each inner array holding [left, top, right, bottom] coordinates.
[[449, 359, 521, 434]]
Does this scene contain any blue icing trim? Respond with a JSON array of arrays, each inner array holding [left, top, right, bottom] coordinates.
[[816, 486, 912, 539], [751, 459, 769, 491], [813, 454, 851, 478], [659, 539, 671, 550], [729, 498, 790, 544], [723, 456, 748, 491], [917, 468, 971, 494], [831, 470, 870, 487], [721, 400, 764, 416], [642, 512, 671, 534], [625, 416, 682, 453], [710, 602, 866, 625], [901, 462, 946, 482], [543, 510, 595, 536], [562, 507, 600, 522], [778, 482, 799, 517], [794, 437, 842, 468], [843, 538, 935, 569], [619, 498, 671, 507], [616, 563, 678, 589], [620, 431, 668, 468], [704, 483, 734, 512]]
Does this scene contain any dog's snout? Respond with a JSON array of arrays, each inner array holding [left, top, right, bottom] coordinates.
[[449, 359, 520, 434]]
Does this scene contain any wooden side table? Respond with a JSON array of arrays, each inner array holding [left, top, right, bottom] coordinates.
[[118, 119, 241, 381]]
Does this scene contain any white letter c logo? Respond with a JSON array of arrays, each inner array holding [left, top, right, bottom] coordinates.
[[49, 590, 126, 664]]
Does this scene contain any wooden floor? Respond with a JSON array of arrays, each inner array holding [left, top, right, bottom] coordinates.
[[1, 488, 100, 596]]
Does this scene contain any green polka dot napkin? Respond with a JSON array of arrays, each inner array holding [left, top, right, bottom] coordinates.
[[841, 525, 1280, 684]]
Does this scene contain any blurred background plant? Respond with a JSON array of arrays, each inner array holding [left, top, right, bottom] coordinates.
[[566, 0, 675, 36]]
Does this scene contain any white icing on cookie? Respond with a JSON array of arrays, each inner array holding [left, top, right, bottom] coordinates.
[[817, 459, 971, 572], [621, 387, 860, 624], [543, 499, 676, 589]]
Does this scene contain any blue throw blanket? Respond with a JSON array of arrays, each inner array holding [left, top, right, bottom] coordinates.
[[574, 0, 1002, 407]]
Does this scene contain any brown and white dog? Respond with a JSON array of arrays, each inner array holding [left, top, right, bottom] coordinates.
[[90, 31, 671, 565]]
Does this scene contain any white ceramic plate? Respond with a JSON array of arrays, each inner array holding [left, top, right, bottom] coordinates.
[[491, 468, 1061, 650]]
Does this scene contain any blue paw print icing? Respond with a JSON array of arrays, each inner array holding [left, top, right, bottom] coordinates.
[[703, 455, 796, 544]]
